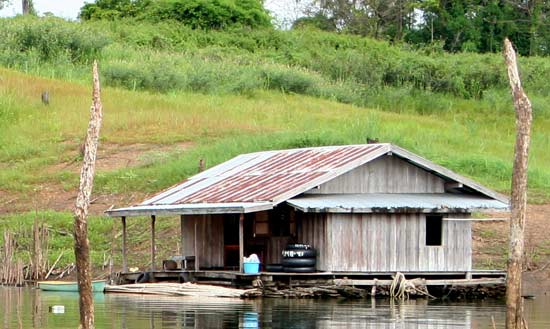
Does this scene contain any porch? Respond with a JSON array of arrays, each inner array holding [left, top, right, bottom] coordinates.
[[116, 269, 507, 289]]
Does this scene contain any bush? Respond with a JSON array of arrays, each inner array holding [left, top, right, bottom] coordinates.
[[0, 16, 109, 66], [81, 0, 272, 30], [261, 67, 320, 94]]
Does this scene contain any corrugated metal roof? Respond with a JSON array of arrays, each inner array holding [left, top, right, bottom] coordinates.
[[106, 202, 272, 217], [287, 193, 509, 213], [141, 143, 389, 205], [105, 143, 509, 217]]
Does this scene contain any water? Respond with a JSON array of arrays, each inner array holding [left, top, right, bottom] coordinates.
[[1, 287, 549, 328]]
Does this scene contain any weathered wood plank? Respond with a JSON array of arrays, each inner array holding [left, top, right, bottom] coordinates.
[[311, 155, 446, 194]]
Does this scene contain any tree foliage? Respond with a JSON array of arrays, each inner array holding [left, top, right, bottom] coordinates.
[[300, 0, 550, 56], [79, 0, 272, 30]]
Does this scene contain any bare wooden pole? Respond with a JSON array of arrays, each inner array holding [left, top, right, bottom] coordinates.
[[239, 214, 244, 272], [180, 215, 185, 256], [150, 215, 156, 271], [121, 217, 127, 273], [194, 218, 199, 271], [74, 60, 103, 329], [503, 38, 533, 329]]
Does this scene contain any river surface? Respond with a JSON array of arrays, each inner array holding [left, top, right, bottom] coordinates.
[[1, 287, 549, 328]]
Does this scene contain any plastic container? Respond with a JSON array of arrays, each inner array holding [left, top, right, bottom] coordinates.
[[243, 262, 260, 274]]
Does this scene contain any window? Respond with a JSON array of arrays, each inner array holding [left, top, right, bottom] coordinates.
[[425, 215, 443, 246]]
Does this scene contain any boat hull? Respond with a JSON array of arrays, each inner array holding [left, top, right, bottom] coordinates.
[[38, 280, 106, 292]]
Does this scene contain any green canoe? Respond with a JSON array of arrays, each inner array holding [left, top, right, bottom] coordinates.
[[38, 280, 106, 292]]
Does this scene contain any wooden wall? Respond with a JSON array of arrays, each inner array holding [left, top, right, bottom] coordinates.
[[297, 213, 328, 270], [265, 236, 292, 264], [308, 155, 445, 194], [182, 215, 224, 269], [296, 213, 471, 272]]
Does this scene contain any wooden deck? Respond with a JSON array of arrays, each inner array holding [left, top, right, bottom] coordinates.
[[118, 269, 506, 288]]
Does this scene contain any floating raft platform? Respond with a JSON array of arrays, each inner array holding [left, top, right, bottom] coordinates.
[[105, 282, 260, 298], [114, 270, 506, 299], [119, 269, 505, 287]]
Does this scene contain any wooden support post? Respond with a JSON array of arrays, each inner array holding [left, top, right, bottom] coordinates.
[[151, 215, 156, 271], [503, 38, 533, 329], [239, 213, 244, 273], [194, 218, 199, 271], [180, 215, 185, 257], [73, 60, 103, 329], [121, 217, 127, 273]]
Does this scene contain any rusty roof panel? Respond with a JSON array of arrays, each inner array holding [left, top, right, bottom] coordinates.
[[142, 144, 388, 205]]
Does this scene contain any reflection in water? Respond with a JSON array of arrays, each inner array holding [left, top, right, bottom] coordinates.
[[1, 287, 549, 328]]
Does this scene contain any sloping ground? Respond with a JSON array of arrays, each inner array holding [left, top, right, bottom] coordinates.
[[0, 142, 191, 215], [473, 204, 550, 270]]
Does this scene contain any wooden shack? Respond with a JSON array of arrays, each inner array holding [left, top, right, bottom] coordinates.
[[106, 143, 509, 275]]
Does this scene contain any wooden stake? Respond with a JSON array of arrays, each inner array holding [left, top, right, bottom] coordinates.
[[74, 60, 103, 329], [503, 38, 533, 329]]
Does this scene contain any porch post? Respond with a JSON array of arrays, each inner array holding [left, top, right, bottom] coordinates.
[[180, 215, 185, 256], [121, 216, 127, 273], [194, 217, 200, 271], [151, 215, 156, 271], [239, 213, 244, 272]]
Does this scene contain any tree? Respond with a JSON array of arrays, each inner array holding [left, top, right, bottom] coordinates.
[[22, 0, 36, 15], [0, 0, 10, 10], [80, 0, 272, 30], [309, 0, 416, 40]]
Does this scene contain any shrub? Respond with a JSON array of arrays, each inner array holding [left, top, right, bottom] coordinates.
[[0, 16, 109, 64], [81, 0, 272, 30]]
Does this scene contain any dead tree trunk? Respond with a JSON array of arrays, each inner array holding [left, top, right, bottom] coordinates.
[[74, 60, 103, 329], [503, 38, 533, 329], [22, 0, 30, 14]]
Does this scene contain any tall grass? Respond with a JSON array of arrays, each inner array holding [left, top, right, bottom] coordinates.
[[2, 16, 550, 107]]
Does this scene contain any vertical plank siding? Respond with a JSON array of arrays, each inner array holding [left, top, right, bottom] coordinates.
[[309, 155, 446, 194], [297, 213, 327, 270], [266, 237, 292, 264], [182, 215, 224, 269], [298, 213, 471, 272]]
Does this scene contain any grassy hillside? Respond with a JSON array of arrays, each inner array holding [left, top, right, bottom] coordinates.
[[1, 67, 549, 201], [1, 16, 550, 270]]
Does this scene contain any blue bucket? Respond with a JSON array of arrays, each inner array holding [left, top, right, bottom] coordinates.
[[243, 262, 260, 274]]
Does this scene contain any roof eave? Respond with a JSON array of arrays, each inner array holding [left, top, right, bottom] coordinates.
[[290, 206, 510, 214], [104, 202, 273, 217]]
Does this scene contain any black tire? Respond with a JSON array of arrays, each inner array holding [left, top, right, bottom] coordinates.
[[282, 257, 316, 267], [282, 249, 316, 258], [135, 272, 151, 284], [286, 243, 312, 250], [283, 266, 316, 273], [264, 264, 284, 272]]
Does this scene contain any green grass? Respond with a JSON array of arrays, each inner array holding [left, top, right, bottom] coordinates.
[[1, 67, 549, 200]]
